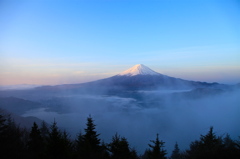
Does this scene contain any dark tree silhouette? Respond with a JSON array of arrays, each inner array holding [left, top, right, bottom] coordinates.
[[100, 141, 111, 159], [75, 115, 102, 159], [2, 110, 240, 159], [75, 131, 84, 153], [61, 130, 73, 158], [147, 133, 167, 159], [222, 134, 240, 159], [40, 120, 49, 139], [0, 112, 9, 159], [108, 133, 138, 159], [0, 112, 7, 141], [46, 120, 72, 159], [84, 115, 101, 149], [28, 122, 44, 158], [236, 136, 240, 149], [0, 112, 6, 129], [186, 127, 224, 159], [0, 113, 25, 159], [170, 142, 182, 159]]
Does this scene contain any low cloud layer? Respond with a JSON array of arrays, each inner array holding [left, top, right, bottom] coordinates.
[[22, 89, 240, 154]]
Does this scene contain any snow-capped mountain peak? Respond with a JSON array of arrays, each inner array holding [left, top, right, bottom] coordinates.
[[117, 64, 160, 76]]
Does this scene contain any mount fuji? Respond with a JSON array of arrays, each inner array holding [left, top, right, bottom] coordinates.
[[36, 64, 227, 92], [91, 64, 226, 89]]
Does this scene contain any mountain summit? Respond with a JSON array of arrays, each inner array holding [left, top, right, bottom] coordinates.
[[117, 64, 160, 76], [36, 64, 226, 91], [93, 64, 224, 90]]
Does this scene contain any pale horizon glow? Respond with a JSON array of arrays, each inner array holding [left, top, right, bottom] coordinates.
[[0, 0, 240, 85]]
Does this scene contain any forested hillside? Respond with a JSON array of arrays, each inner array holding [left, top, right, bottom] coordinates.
[[0, 111, 240, 159]]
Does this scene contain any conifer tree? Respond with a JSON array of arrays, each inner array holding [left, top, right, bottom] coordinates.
[[83, 115, 101, 149], [61, 130, 74, 158], [46, 120, 72, 159], [222, 134, 240, 159], [100, 141, 111, 159], [170, 142, 181, 159], [130, 148, 140, 159], [147, 134, 167, 159], [142, 149, 151, 159], [236, 136, 240, 149], [46, 120, 61, 158], [108, 133, 131, 159], [200, 127, 221, 148], [76, 115, 102, 159], [108, 133, 139, 159], [28, 122, 44, 158], [75, 131, 84, 153], [0, 114, 25, 159], [40, 120, 49, 139], [0, 112, 7, 134], [0, 112, 8, 159], [0, 112, 7, 142], [186, 127, 224, 159], [223, 134, 235, 149]]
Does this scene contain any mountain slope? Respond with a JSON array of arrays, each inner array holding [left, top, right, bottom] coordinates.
[[0, 109, 45, 129], [35, 64, 228, 91], [0, 97, 42, 115], [84, 64, 226, 90]]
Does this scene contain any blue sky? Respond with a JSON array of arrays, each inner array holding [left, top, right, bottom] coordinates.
[[0, 0, 240, 85]]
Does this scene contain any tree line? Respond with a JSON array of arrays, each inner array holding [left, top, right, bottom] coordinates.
[[0, 112, 240, 159]]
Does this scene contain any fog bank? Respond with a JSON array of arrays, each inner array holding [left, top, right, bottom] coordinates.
[[22, 89, 240, 154]]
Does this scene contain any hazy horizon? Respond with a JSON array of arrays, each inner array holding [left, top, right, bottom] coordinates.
[[0, 63, 239, 87]]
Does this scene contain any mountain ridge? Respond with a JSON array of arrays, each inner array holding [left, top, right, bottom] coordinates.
[[34, 64, 229, 91]]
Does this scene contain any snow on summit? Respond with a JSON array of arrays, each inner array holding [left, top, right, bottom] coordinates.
[[117, 64, 160, 76]]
